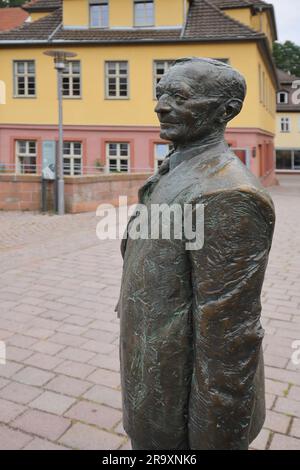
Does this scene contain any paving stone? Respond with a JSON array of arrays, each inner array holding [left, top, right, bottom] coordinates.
[[7, 335, 37, 349], [0, 381, 42, 404], [0, 378, 9, 390], [288, 386, 300, 402], [29, 391, 76, 415], [57, 346, 96, 364], [290, 418, 300, 438], [65, 400, 122, 430], [265, 379, 289, 397], [23, 437, 69, 450], [274, 397, 300, 418], [45, 375, 93, 397], [59, 422, 123, 450], [12, 409, 71, 441], [55, 360, 96, 380], [86, 368, 120, 389], [50, 333, 86, 348], [6, 346, 33, 362], [0, 424, 32, 450], [13, 366, 55, 386], [264, 410, 291, 433], [24, 352, 64, 371], [269, 433, 300, 450], [250, 429, 270, 450], [0, 398, 26, 423], [83, 384, 122, 409], [30, 340, 66, 355], [0, 361, 24, 378]]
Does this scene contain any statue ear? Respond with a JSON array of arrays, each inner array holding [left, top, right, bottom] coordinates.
[[219, 98, 243, 123]]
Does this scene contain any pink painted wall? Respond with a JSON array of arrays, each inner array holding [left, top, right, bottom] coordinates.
[[0, 125, 276, 184]]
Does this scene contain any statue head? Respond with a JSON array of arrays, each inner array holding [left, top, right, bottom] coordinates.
[[155, 57, 246, 147]]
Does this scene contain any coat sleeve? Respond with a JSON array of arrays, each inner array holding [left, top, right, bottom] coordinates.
[[187, 189, 275, 449]]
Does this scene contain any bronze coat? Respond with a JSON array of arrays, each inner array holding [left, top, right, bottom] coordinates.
[[118, 141, 275, 450]]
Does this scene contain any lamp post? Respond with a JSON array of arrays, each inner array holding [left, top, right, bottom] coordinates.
[[44, 50, 77, 215]]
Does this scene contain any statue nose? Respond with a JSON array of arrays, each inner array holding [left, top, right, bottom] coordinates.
[[155, 95, 172, 114]]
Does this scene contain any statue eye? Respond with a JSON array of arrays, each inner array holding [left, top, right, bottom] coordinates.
[[174, 94, 186, 103]]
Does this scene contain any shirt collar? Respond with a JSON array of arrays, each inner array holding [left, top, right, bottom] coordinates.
[[169, 140, 228, 171]]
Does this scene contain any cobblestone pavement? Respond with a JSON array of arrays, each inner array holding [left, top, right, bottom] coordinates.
[[0, 174, 300, 450]]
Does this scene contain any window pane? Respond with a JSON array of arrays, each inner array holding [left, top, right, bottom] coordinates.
[[63, 158, 71, 175], [120, 160, 128, 172], [17, 62, 25, 74], [74, 158, 82, 175], [71, 61, 80, 74], [27, 61, 35, 74], [28, 142, 36, 154], [18, 141, 26, 154], [109, 159, 117, 171], [120, 144, 128, 156], [276, 150, 292, 169], [74, 142, 82, 155], [294, 151, 300, 170], [108, 143, 117, 156], [63, 142, 71, 155], [107, 62, 116, 73], [155, 144, 169, 159], [135, 1, 154, 26]]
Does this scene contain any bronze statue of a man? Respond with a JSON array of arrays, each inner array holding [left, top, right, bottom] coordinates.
[[117, 57, 275, 450]]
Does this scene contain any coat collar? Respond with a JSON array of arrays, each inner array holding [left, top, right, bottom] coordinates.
[[169, 140, 228, 171]]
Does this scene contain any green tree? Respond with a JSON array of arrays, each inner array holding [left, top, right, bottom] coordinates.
[[273, 41, 300, 77], [0, 0, 27, 7]]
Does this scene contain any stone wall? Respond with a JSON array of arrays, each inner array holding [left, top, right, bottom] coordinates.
[[0, 173, 148, 213]]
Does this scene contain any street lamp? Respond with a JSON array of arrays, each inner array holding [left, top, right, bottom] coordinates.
[[44, 50, 77, 215]]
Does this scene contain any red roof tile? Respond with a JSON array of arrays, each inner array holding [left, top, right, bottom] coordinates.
[[0, 7, 28, 32]]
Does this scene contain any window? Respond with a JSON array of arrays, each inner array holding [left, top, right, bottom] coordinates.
[[13, 61, 35, 97], [153, 60, 173, 96], [63, 141, 82, 175], [134, 0, 154, 27], [280, 117, 291, 133], [277, 91, 288, 104], [154, 143, 173, 170], [105, 61, 128, 99], [16, 140, 37, 174], [90, 1, 109, 28], [294, 150, 300, 170], [62, 61, 81, 98], [106, 143, 129, 172], [276, 149, 300, 170]]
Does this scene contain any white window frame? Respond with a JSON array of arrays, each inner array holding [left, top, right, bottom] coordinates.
[[154, 143, 173, 171], [62, 61, 81, 99], [15, 140, 37, 174], [13, 60, 36, 98], [89, 1, 109, 28], [280, 117, 291, 133], [277, 91, 288, 105], [134, 0, 154, 27], [63, 141, 83, 176], [106, 142, 130, 173], [105, 61, 129, 99], [153, 60, 173, 98]]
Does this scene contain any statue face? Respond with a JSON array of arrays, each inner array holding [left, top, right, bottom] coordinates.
[[155, 62, 224, 145]]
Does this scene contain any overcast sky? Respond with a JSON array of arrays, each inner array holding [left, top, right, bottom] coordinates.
[[271, 0, 300, 44]]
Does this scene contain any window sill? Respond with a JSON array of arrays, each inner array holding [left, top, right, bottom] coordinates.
[[13, 96, 37, 99]]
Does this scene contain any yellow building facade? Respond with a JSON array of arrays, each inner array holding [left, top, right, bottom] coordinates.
[[275, 69, 300, 172], [0, 0, 278, 184]]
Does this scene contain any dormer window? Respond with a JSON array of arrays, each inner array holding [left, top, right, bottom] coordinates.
[[134, 1, 154, 27], [90, 1, 109, 28], [277, 91, 288, 104]]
